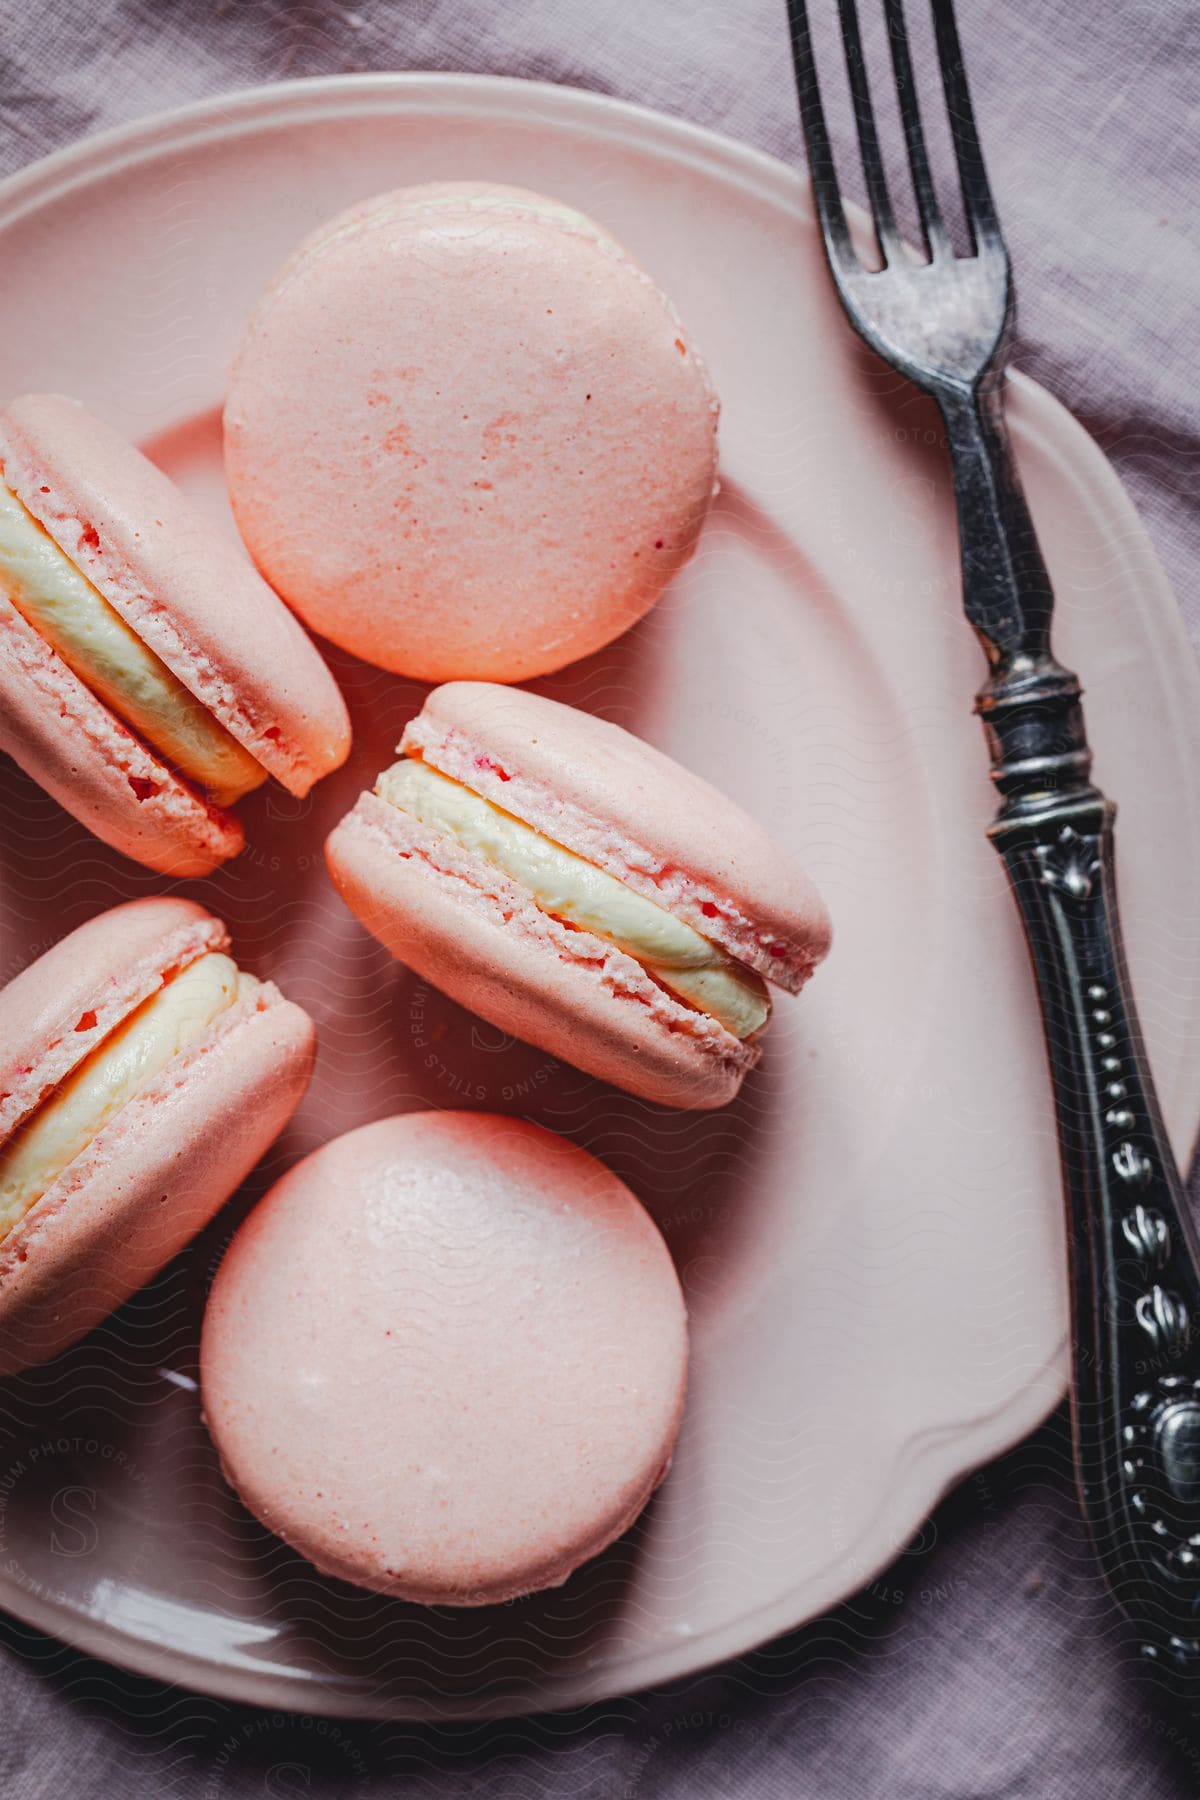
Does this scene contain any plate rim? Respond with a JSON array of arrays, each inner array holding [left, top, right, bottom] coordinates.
[[1, 68, 1198, 1719]]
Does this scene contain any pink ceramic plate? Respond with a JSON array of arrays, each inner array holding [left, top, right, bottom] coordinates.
[[0, 74, 1198, 1720]]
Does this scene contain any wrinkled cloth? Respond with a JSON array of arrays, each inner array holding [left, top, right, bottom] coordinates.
[[0, 1, 1198, 1795]]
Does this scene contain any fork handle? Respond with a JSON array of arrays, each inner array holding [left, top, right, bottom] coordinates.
[[942, 380, 1200, 1691], [993, 798, 1200, 1686]]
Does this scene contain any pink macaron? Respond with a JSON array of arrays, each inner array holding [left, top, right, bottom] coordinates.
[[325, 682, 832, 1110], [223, 181, 720, 682], [201, 1112, 687, 1605], [0, 393, 351, 876], [0, 898, 315, 1377]]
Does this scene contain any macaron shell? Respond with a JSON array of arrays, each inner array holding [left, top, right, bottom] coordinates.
[[0, 393, 351, 796], [0, 591, 244, 876], [224, 182, 719, 681], [201, 1113, 688, 1604], [404, 682, 832, 993], [327, 793, 754, 1110], [0, 988, 315, 1379], [0, 896, 226, 1144]]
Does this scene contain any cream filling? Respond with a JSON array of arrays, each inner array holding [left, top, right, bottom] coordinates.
[[376, 758, 770, 1040], [0, 952, 254, 1241], [0, 483, 266, 806]]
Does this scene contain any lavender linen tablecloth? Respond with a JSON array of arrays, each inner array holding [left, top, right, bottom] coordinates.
[[1, 1, 1198, 1794]]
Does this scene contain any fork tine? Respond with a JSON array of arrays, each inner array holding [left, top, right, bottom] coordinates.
[[931, 0, 1002, 250], [786, 0, 858, 272], [882, 0, 952, 261], [836, 0, 903, 265]]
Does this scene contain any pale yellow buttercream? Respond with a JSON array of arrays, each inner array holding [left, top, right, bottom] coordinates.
[[0, 952, 254, 1240], [376, 758, 770, 1039], [0, 483, 265, 805]]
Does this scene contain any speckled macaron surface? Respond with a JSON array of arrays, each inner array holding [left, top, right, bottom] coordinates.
[[200, 1112, 688, 1605], [224, 182, 720, 681]]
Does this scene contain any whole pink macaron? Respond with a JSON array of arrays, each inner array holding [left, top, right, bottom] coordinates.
[[201, 1112, 688, 1605], [0, 393, 351, 876], [0, 898, 315, 1377], [326, 682, 832, 1110], [224, 181, 720, 682]]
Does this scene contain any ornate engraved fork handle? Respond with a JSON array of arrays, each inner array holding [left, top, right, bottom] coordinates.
[[940, 375, 1200, 1685]]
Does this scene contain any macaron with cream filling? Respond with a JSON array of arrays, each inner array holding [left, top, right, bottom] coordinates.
[[0, 898, 316, 1376], [201, 1112, 688, 1604], [0, 394, 351, 875], [326, 682, 831, 1109], [224, 181, 720, 681]]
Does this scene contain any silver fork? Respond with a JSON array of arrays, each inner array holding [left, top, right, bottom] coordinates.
[[788, 0, 1200, 1689]]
